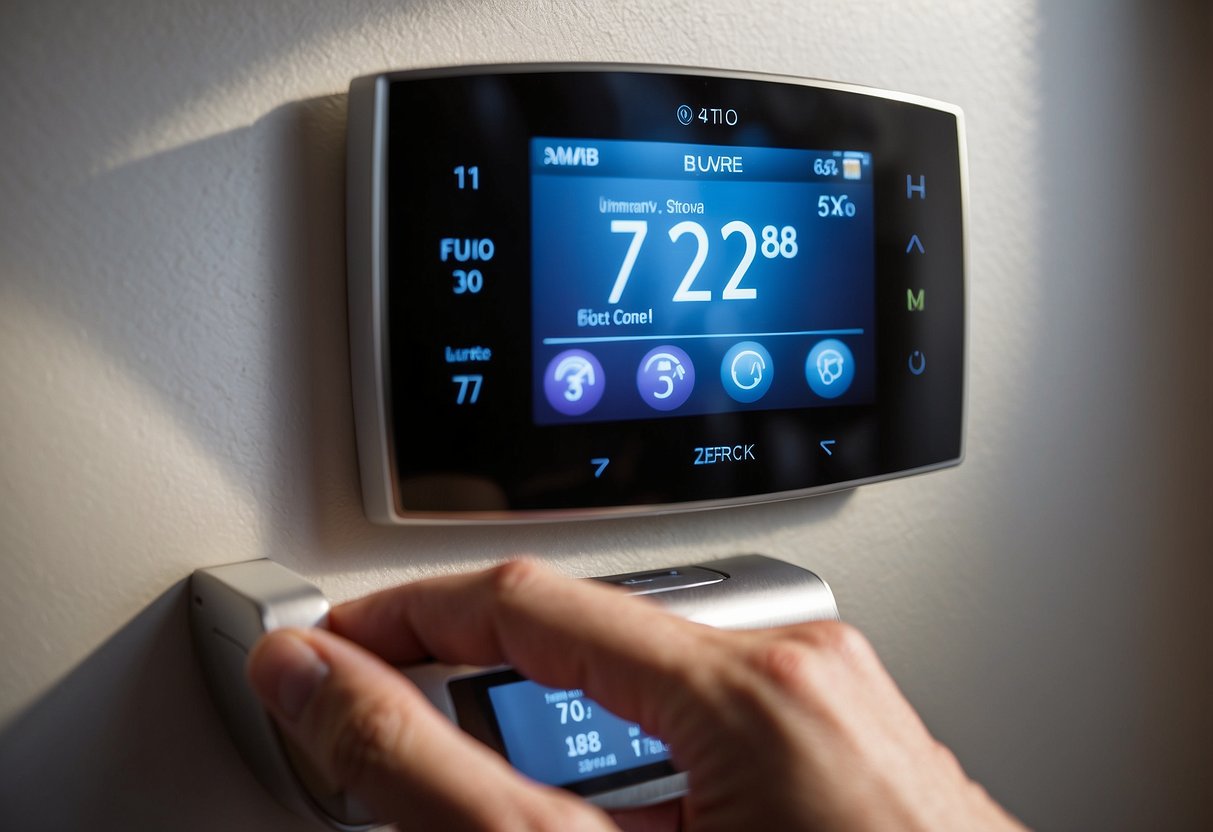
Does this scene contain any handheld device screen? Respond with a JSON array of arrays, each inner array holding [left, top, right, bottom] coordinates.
[[450, 670, 676, 796], [487, 679, 672, 788]]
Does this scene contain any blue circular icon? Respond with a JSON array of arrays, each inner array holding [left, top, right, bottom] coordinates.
[[637, 346, 695, 411], [676, 104, 693, 125], [544, 349, 605, 416], [721, 341, 774, 403], [805, 339, 855, 399]]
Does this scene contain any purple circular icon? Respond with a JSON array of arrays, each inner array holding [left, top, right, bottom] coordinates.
[[636, 346, 695, 411], [544, 349, 605, 416]]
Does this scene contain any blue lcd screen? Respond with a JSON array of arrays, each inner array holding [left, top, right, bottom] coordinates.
[[531, 137, 875, 425], [486, 680, 671, 787]]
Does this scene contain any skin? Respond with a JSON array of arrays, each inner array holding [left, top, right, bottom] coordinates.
[[246, 560, 1026, 831]]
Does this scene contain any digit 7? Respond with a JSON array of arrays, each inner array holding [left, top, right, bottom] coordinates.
[[608, 220, 648, 304]]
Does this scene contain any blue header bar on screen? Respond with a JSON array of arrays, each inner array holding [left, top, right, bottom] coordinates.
[[531, 137, 870, 183]]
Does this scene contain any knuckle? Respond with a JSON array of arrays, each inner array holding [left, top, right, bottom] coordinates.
[[796, 620, 875, 665], [747, 637, 816, 692], [933, 738, 962, 770], [739, 623, 877, 701], [327, 698, 408, 789], [487, 558, 546, 606]]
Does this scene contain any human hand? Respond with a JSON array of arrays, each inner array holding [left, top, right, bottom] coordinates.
[[247, 560, 1024, 831]]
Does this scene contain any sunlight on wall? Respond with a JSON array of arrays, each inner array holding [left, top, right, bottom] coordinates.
[[0, 287, 262, 724]]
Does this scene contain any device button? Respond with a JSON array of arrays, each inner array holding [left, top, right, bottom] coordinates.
[[543, 349, 605, 416], [906, 234, 925, 254], [819, 439, 836, 457], [906, 288, 926, 312], [805, 339, 855, 399], [720, 341, 774, 403], [594, 566, 726, 596], [637, 346, 695, 411], [590, 457, 610, 479], [906, 174, 926, 199], [908, 350, 926, 375]]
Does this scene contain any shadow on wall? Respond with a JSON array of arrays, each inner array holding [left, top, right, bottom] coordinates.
[[266, 91, 376, 562], [0, 96, 345, 831], [0, 583, 302, 831]]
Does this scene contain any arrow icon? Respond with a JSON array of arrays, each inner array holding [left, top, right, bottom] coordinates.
[[819, 440, 836, 456], [590, 458, 610, 478], [906, 234, 925, 254]]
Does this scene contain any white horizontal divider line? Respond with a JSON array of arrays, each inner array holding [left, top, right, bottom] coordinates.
[[542, 328, 864, 346]]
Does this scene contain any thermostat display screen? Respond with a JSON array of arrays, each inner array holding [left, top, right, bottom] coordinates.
[[531, 138, 875, 424], [349, 66, 966, 518]]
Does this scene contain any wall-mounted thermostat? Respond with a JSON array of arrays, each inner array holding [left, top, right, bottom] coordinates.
[[347, 65, 967, 522]]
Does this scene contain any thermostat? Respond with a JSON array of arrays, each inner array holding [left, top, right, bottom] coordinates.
[[347, 65, 967, 522], [190, 555, 838, 828]]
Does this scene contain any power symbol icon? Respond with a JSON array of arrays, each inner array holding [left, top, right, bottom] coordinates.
[[908, 351, 926, 376]]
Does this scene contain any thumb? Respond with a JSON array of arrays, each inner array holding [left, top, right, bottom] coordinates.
[[247, 628, 612, 832]]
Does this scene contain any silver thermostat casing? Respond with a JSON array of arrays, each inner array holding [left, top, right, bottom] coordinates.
[[190, 555, 837, 828]]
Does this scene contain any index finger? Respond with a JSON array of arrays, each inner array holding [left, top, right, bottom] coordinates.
[[327, 560, 725, 737]]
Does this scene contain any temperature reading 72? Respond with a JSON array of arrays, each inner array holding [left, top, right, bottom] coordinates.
[[819, 195, 856, 218], [608, 220, 798, 305]]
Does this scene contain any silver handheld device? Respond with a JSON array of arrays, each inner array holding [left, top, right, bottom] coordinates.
[[191, 556, 837, 829]]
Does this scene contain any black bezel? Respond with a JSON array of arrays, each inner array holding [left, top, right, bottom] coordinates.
[[379, 67, 964, 515], [448, 669, 677, 797]]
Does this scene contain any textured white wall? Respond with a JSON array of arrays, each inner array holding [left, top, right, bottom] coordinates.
[[1, 0, 1209, 829]]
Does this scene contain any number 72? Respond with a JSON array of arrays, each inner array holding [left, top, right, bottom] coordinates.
[[607, 219, 774, 304]]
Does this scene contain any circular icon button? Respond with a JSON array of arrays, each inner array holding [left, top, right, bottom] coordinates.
[[637, 346, 695, 411], [805, 339, 855, 399], [721, 341, 774, 403], [544, 349, 605, 416], [676, 104, 694, 125]]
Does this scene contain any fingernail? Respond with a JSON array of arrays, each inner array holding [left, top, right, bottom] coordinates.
[[248, 632, 330, 721]]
